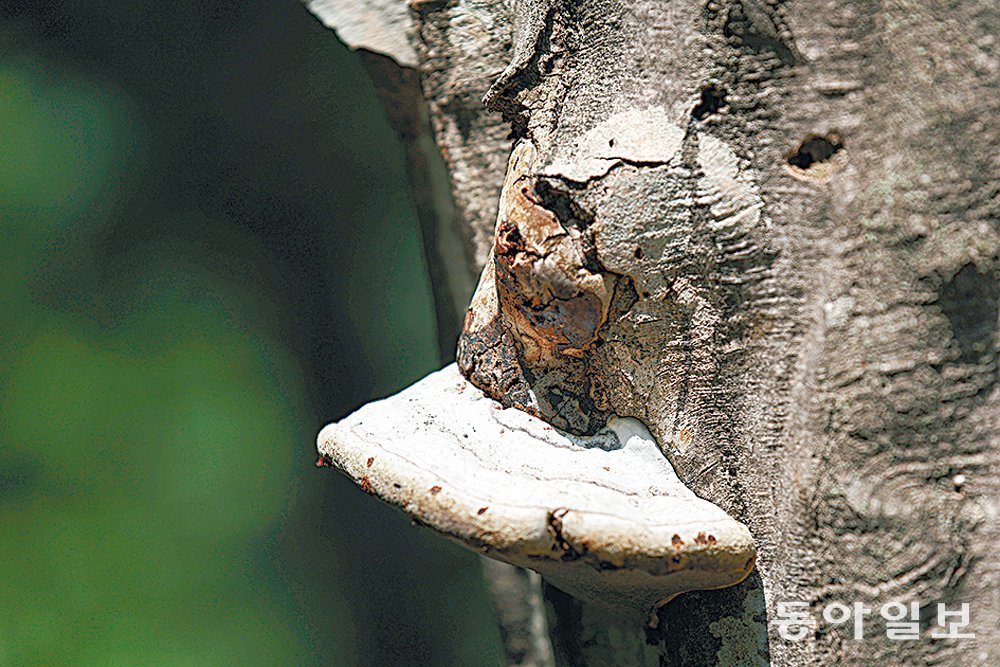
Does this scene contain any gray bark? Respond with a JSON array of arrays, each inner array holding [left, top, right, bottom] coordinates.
[[483, 559, 556, 667], [307, 0, 999, 664]]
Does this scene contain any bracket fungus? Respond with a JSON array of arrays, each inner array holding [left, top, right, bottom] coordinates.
[[318, 364, 756, 623]]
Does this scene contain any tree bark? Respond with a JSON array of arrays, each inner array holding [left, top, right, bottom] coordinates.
[[307, 0, 999, 664]]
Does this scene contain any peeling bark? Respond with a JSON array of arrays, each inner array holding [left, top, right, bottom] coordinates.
[[306, 0, 1000, 664]]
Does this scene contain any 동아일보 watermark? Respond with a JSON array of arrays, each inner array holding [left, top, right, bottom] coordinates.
[[772, 601, 975, 642]]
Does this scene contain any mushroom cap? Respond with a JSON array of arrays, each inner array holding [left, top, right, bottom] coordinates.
[[318, 364, 756, 621]]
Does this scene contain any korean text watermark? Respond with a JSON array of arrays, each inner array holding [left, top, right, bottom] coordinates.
[[772, 601, 975, 642]]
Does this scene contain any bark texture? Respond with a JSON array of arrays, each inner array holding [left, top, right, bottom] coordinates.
[[307, 0, 999, 664], [482, 560, 555, 667]]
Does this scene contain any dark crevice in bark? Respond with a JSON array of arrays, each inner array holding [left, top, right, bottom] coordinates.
[[533, 179, 596, 230], [543, 584, 587, 666], [532, 179, 606, 276]]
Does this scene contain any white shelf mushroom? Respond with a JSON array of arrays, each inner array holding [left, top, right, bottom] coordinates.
[[318, 364, 756, 624]]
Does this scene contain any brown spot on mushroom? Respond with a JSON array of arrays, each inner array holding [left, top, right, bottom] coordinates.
[[366, 457, 374, 468], [708, 534, 717, 544], [695, 531, 708, 545], [359, 475, 374, 494], [477, 506, 489, 515], [315, 454, 333, 468], [672, 534, 684, 547], [429, 485, 442, 495]]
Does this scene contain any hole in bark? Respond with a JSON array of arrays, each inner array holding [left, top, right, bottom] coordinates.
[[787, 133, 844, 170], [691, 84, 727, 120], [634, 246, 644, 259]]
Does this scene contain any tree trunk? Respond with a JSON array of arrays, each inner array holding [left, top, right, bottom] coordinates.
[[306, 0, 999, 664]]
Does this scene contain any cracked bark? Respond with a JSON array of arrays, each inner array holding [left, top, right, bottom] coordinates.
[[306, 0, 1000, 664]]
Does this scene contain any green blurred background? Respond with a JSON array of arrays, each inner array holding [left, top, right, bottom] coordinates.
[[0, 1, 502, 664]]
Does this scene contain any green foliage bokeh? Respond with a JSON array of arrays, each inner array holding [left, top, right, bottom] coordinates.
[[0, 2, 501, 664]]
